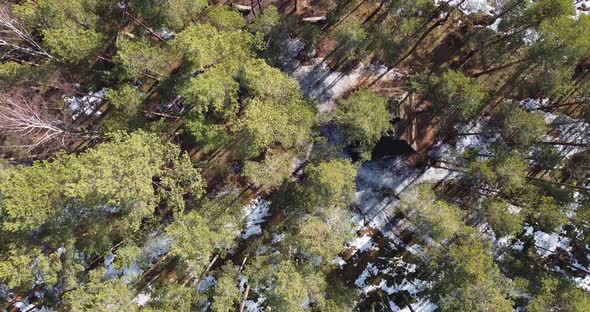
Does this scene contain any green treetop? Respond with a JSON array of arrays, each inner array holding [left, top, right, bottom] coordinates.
[[333, 89, 392, 160]]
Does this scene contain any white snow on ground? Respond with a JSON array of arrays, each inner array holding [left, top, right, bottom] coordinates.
[[355, 262, 380, 288], [401, 298, 438, 312], [533, 229, 571, 257], [244, 295, 266, 312], [575, 275, 590, 291], [155, 28, 175, 40], [521, 98, 590, 159], [143, 233, 173, 262], [66, 88, 106, 120], [133, 292, 152, 307], [292, 59, 406, 113], [346, 234, 375, 254], [197, 275, 217, 292], [576, 0, 590, 15], [441, 0, 590, 17], [241, 198, 271, 239], [332, 257, 347, 268], [435, 0, 495, 15], [14, 300, 36, 312]]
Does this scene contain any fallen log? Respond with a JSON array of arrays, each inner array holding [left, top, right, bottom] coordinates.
[[302, 16, 327, 22], [233, 3, 252, 11]]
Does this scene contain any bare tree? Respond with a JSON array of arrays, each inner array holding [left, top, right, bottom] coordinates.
[[0, 6, 57, 61], [0, 94, 88, 151]]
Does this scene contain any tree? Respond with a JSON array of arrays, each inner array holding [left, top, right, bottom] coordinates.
[[116, 38, 177, 80], [526, 195, 567, 232], [288, 209, 355, 265], [166, 211, 221, 276], [143, 282, 205, 311], [207, 6, 245, 31], [528, 277, 590, 312], [413, 70, 486, 126], [239, 97, 316, 156], [333, 89, 392, 160], [303, 159, 358, 211], [400, 185, 465, 242], [494, 101, 548, 149], [105, 85, 146, 130], [243, 149, 295, 191], [431, 235, 514, 312], [180, 63, 240, 121], [211, 264, 241, 312], [0, 131, 203, 253], [484, 199, 524, 237], [42, 27, 104, 63], [174, 24, 257, 71], [245, 257, 317, 311], [249, 5, 280, 37], [130, 0, 209, 31], [334, 19, 370, 62], [62, 275, 137, 312]]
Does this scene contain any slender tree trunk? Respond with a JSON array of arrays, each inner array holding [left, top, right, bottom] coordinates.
[[239, 284, 251, 312], [368, 13, 452, 87], [536, 141, 589, 147], [470, 59, 526, 78]]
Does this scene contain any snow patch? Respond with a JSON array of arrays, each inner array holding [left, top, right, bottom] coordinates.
[[533, 230, 571, 257], [66, 88, 106, 120], [241, 198, 271, 239]]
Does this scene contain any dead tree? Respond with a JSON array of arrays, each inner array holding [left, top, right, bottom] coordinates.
[[0, 6, 57, 61], [0, 95, 94, 151]]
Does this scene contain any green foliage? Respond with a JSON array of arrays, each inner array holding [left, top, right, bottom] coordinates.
[[174, 24, 257, 71], [0, 249, 34, 290], [495, 101, 548, 149], [207, 6, 246, 31], [432, 235, 514, 312], [145, 282, 205, 311], [529, 15, 590, 98], [116, 38, 177, 80], [400, 185, 465, 241], [289, 208, 355, 265], [105, 85, 146, 130], [526, 196, 567, 232], [249, 5, 280, 37], [414, 70, 486, 125], [467, 151, 528, 196], [239, 97, 316, 156], [334, 19, 370, 62], [246, 258, 312, 311], [211, 265, 241, 312], [63, 277, 137, 311], [131, 0, 208, 30], [304, 159, 358, 210], [0, 132, 203, 254], [0, 62, 50, 87], [166, 211, 216, 273], [334, 89, 392, 160], [43, 27, 105, 63], [484, 200, 524, 237], [113, 245, 141, 270], [243, 149, 295, 190], [527, 0, 575, 26], [13, 0, 99, 30], [180, 63, 240, 120], [528, 277, 590, 312]]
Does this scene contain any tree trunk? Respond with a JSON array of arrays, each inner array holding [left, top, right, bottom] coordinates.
[[470, 59, 526, 78], [239, 284, 251, 312]]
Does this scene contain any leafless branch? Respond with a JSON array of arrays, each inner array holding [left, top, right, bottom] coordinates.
[[0, 95, 71, 151], [0, 6, 57, 61]]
